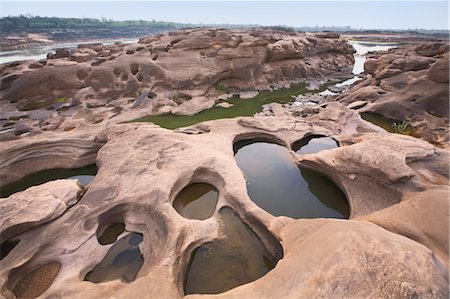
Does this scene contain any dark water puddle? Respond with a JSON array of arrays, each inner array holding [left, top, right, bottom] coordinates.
[[0, 164, 97, 198], [173, 183, 219, 220], [97, 222, 126, 245], [360, 112, 418, 136], [293, 135, 338, 154], [184, 207, 282, 295], [84, 233, 144, 283], [0, 239, 20, 261], [10, 261, 61, 299], [234, 141, 349, 219]]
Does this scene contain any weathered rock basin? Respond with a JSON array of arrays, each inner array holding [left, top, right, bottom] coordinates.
[[97, 222, 126, 245], [85, 233, 144, 283], [292, 134, 339, 154], [234, 139, 349, 219], [173, 183, 218, 220], [0, 103, 448, 298], [360, 111, 419, 137], [8, 261, 61, 299], [184, 207, 283, 295]]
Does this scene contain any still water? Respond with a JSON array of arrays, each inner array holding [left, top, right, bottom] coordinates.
[[173, 183, 219, 220], [85, 233, 144, 283], [0, 164, 97, 198], [184, 207, 282, 295], [234, 141, 349, 219], [293, 135, 339, 155], [0, 38, 137, 64]]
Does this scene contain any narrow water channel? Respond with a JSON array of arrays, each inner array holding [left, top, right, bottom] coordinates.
[[0, 164, 97, 198]]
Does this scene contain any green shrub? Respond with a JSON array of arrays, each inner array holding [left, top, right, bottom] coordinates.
[[215, 84, 226, 93], [391, 120, 410, 134], [152, 102, 165, 112], [56, 97, 67, 103], [171, 92, 192, 105]]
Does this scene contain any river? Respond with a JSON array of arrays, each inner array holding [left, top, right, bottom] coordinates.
[[0, 38, 138, 64]]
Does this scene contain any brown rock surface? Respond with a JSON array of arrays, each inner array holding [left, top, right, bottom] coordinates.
[[0, 179, 84, 240], [335, 42, 449, 147], [363, 188, 450, 269], [0, 104, 448, 298], [0, 131, 103, 186], [0, 28, 354, 139]]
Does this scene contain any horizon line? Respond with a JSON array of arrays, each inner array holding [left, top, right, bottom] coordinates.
[[1, 14, 448, 32]]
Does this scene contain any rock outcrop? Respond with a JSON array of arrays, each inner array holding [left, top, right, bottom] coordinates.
[[0, 179, 84, 241], [335, 42, 449, 147], [0, 132, 103, 186], [0, 28, 354, 142], [0, 34, 53, 51], [0, 103, 448, 298]]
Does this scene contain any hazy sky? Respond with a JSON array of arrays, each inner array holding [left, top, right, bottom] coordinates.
[[1, 1, 448, 30]]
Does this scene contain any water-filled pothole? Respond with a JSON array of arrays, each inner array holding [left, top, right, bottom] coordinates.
[[234, 140, 349, 219], [0, 239, 20, 261], [360, 112, 418, 137], [9, 261, 61, 299], [84, 233, 144, 283], [0, 164, 97, 198], [292, 135, 338, 154], [184, 207, 282, 295], [97, 222, 126, 245], [173, 183, 219, 220]]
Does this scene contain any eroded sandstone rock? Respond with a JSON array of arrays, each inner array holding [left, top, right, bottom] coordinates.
[[336, 42, 449, 147], [0, 179, 84, 241], [0, 28, 355, 139], [0, 104, 447, 298]]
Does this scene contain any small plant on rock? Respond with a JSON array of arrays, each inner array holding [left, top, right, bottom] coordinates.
[[215, 84, 226, 93], [391, 120, 410, 134], [152, 102, 165, 112], [171, 92, 192, 105], [56, 97, 67, 103]]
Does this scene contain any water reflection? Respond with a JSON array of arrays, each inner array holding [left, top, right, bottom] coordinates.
[[85, 233, 144, 283], [173, 183, 218, 220], [234, 141, 349, 219], [293, 135, 338, 155], [184, 207, 282, 295], [0, 164, 97, 198]]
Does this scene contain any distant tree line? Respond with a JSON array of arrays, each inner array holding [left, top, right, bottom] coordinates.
[[0, 15, 187, 35], [1, 15, 447, 37]]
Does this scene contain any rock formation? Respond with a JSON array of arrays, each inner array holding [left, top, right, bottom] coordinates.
[[0, 103, 448, 298], [0, 34, 53, 51], [0, 28, 354, 142], [0, 180, 84, 241], [335, 42, 449, 147], [0, 28, 449, 298]]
